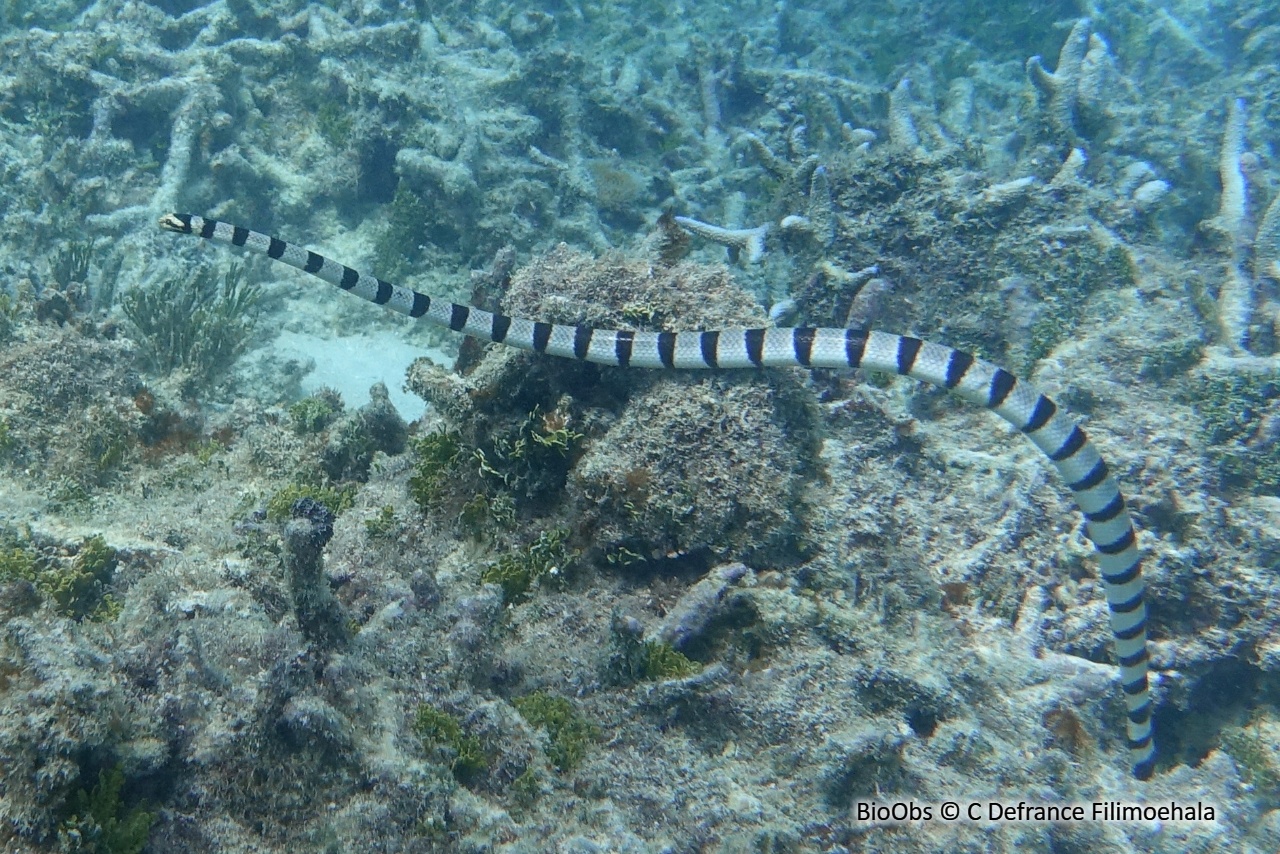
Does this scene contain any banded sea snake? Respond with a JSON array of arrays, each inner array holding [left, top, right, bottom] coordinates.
[[159, 212, 1155, 780]]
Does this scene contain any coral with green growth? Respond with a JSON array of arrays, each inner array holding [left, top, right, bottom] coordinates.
[[46, 535, 119, 622], [636, 640, 699, 680], [0, 541, 37, 583], [82, 406, 133, 479], [407, 406, 581, 521], [122, 262, 260, 387], [640, 640, 701, 681], [457, 492, 516, 538], [315, 100, 354, 147], [407, 430, 463, 512], [1, 533, 120, 622], [1221, 723, 1280, 808], [1190, 373, 1280, 494], [412, 703, 487, 783], [265, 482, 355, 522], [373, 185, 434, 281], [1139, 338, 1204, 382], [1014, 238, 1134, 369], [318, 383, 407, 482], [510, 767, 541, 808], [288, 388, 343, 435], [509, 405, 583, 463], [194, 440, 223, 465], [0, 292, 17, 340], [58, 766, 155, 854], [282, 497, 349, 651], [480, 527, 575, 603], [50, 237, 94, 288], [474, 405, 583, 498], [607, 624, 700, 685], [512, 691, 598, 773], [364, 505, 400, 538]]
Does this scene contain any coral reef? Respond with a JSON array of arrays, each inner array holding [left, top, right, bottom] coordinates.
[[317, 382, 408, 482], [406, 243, 819, 570], [2, 1, 1280, 851]]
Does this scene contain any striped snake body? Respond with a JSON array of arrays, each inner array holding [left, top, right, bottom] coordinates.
[[159, 212, 1155, 779]]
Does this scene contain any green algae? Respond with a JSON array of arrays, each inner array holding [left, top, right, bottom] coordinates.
[[412, 703, 487, 783], [480, 527, 575, 603], [512, 691, 598, 773]]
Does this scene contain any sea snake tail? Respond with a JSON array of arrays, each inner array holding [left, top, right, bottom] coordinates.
[[158, 212, 1155, 780]]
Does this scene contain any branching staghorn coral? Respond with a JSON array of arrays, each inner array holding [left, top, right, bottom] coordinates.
[[841, 124, 877, 155], [80, 67, 224, 231], [1049, 147, 1088, 190], [673, 216, 770, 264], [1202, 97, 1278, 360], [777, 164, 836, 249], [1254, 194, 1280, 285], [968, 176, 1040, 212], [1213, 99, 1249, 251], [736, 131, 793, 180], [1214, 98, 1254, 355], [1026, 18, 1094, 140], [807, 164, 835, 248], [887, 77, 921, 151]]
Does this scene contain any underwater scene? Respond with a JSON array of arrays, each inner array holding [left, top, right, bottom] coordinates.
[[1, 0, 1279, 851]]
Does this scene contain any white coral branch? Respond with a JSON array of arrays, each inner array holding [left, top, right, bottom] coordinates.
[[673, 216, 770, 264]]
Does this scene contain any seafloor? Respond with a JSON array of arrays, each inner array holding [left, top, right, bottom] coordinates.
[[0, 0, 1278, 852]]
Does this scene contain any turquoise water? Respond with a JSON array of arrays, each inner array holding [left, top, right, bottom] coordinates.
[[0, 2, 1277, 851]]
